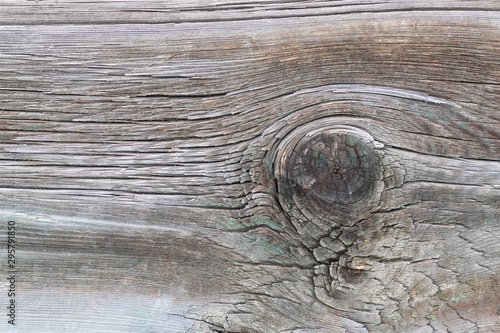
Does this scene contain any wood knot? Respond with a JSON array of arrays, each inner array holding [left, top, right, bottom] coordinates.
[[275, 125, 384, 230]]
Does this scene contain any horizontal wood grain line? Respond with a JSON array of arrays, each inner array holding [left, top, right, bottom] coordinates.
[[0, 148, 243, 163], [0, 175, 246, 188], [0, 5, 499, 26], [401, 180, 497, 189], [0, 189, 247, 209], [386, 144, 500, 162], [0, 156, 242, 166], [0, 185, 229, 195], [0, 162, 242, 172]]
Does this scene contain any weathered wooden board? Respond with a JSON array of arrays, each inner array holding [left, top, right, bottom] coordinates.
[[0, 1, 499, 332]]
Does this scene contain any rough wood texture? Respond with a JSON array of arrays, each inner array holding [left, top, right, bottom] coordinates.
[[0, 1, 499, 332]]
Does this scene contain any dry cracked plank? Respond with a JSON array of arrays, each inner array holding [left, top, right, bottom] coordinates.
[[0, 1, 499, 332]]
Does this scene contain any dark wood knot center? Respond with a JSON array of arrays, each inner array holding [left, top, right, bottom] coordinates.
[[291, 131, 376, 205], [275, 126, 382, 227]]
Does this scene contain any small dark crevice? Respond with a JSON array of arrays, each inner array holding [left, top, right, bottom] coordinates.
[[134, 93, 228, 99]]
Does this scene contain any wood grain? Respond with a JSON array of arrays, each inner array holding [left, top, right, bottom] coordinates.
[[0, 1, 499, 332]]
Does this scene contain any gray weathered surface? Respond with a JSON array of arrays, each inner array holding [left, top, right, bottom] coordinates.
[[0, 1, 499, 332]]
